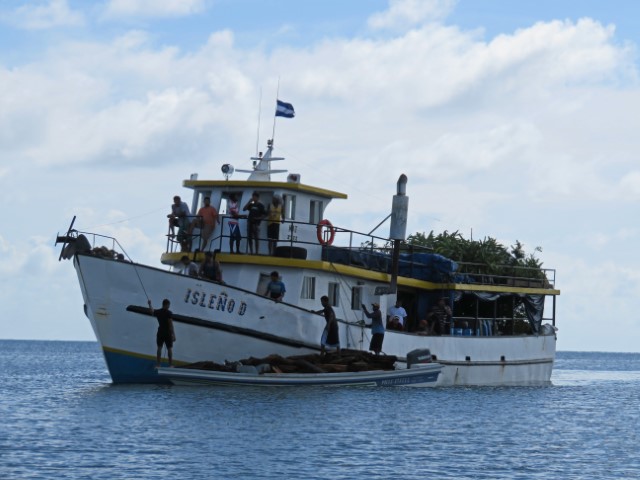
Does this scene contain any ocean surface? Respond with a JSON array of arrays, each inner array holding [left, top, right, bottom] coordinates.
[[1, 341, 639, 480]]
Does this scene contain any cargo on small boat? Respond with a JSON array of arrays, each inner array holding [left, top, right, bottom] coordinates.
[[157, 349, 442, 387]]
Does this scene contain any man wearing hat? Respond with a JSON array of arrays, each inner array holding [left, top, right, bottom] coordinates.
[[361, 302, 385, 355]]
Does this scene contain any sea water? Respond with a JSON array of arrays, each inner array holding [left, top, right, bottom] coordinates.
[[1, 341, 639, 479]]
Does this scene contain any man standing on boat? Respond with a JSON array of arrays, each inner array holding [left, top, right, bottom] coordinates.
[[148, 299, 176, 368], [190, 196, 219, 251], [227, 193, 242, 253], [387, 299, 408, 331], [362, 303, 385, 355], [427, 297, 453, 335], [266, 195, 284, 256], [243, 191, 266, 254], [168, 196, 191, 251], [318, 295, 340, 355]]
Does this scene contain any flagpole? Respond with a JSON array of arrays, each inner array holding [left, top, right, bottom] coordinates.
[[271, 77, 280, 145], [255, 87, 262, 156]]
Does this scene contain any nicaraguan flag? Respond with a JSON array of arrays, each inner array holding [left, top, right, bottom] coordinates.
[[276, 99, 295, 118]]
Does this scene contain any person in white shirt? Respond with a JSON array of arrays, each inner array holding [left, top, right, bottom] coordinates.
[[179, 255, 198, 277], [387, 299, 408, 330]]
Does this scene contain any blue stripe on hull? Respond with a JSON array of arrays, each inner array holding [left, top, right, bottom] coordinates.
[[103, 350, 170, 384], [375, 371, 440, 386]]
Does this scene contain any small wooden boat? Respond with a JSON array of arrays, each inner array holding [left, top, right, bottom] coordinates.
[[157, 349, 442, 387]]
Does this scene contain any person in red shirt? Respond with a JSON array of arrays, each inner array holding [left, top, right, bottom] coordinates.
[[191, 196, 219, 250]]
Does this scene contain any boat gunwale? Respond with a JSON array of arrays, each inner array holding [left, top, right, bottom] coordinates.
[[156, 363, 443, 386]]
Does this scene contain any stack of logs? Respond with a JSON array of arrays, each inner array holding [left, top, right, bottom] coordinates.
[[182, 349, 398, 374]]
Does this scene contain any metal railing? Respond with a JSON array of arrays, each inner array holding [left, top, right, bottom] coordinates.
[[162, 217, 556, 290]]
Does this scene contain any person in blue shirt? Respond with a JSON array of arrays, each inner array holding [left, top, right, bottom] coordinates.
[[362, 302, 385, 355], [264, 271, 286, 302]]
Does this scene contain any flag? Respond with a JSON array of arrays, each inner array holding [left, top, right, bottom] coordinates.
[[275, 99, 295, 118]]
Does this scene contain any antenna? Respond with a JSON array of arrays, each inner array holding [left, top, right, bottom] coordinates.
[[272, 77, 280, 143], [255, 87, 262, 157]]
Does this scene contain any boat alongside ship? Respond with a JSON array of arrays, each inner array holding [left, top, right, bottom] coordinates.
[[157, 349, 443, 387], [56, 138, 560, 387]]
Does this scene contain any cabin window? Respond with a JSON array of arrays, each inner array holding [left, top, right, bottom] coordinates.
[[309, 200, 324, 224], [219, 197, 228, 215], [283, 194, 296, 220], [328, 283, 339, 307], [301, 276, 316, 299], [351, 286, 363, 310], [257, 272, 272, 297]]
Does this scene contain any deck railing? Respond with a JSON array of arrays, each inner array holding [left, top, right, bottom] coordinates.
[[165, 217, 556, 290]]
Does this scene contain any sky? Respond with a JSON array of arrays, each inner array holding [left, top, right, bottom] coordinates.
[[1, 0, 639, 352]]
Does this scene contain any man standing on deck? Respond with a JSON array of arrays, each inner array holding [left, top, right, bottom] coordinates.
[[387, 299, 408, 330], [266, 195, 284, 255], [168, 196, 192, 251], [243, 191, 266, 254], [318, 295, 340, 355], [191, 196, 219, 250], [227, 193, 242, 253], [427, 297, 452, 335], [362, 302, 385, 355], [148, 299, 176, 368]]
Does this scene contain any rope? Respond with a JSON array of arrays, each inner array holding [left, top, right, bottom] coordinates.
[[114, 242, 151, 303], [132, 262, 150, 302], [81, 207, 166, 230], [326, 262, 371, 349]]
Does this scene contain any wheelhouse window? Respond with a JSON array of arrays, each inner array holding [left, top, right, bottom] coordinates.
[[309, 200, 324, 224], [218, 197, 228, 215], [351, 285, 363, 310], [328, 282, 339, 307], [301, 276, 316, 300], [284, 194, 296, 220]]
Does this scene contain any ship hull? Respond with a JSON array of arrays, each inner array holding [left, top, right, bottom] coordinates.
[[74, 254, 555, 386]]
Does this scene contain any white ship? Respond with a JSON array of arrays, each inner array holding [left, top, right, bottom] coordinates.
[[56, 138, 559, 386]]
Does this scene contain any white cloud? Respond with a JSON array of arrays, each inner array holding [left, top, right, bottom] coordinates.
[[103, 0, 206, 19], [6, 0, 84, 30], [550, 253, 640, 352], [2, 2, 640, 350], [0, 235, 59, 277], [619, 171, 640, 199], [368, 0, 457, 31], [586, 228, 639, 250]]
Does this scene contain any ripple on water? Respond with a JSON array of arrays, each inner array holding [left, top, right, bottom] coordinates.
[[1, 342, 639, 479]]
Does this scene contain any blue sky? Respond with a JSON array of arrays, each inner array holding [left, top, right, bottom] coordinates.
[[1, 0, 640, 352]]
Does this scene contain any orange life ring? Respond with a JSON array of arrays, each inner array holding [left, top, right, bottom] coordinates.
[[316, 219, 335, 246]]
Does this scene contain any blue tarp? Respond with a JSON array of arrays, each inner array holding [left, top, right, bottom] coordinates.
[[398, 252, 459, 283], [322, 248, 459, 283]]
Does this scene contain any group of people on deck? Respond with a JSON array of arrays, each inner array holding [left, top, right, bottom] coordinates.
[[318, 296, 456, 358], [168, 195, 220, 252], [148, 283, 455, 369], [363, 297, 452, 336], [167, 191, 284, 255], [177, 253, 223, 283]]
